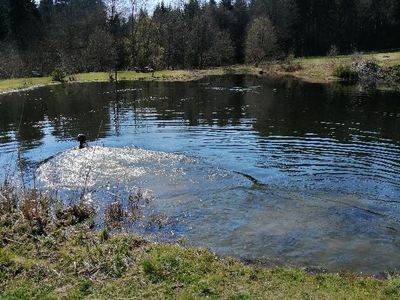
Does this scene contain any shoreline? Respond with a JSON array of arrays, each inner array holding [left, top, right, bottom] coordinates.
[[0, 68, 236, 95], [1, 184, 400, 298], [1, 50, 399, 95]]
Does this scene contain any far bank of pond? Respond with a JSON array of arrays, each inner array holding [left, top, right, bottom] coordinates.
[[0, 67, 252, 94], [1, 50, 399, 94]]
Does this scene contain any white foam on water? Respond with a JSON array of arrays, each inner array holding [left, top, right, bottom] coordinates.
[[36, 145, 400, 273], [37, 146, 195, 191]]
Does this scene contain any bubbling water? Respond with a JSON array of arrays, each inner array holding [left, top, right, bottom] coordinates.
[[38, 146, 194, 190], [36, 145, 248, 208], [36, 145, 400, 273]]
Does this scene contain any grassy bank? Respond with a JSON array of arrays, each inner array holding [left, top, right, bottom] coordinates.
[[0, 67, 251, 94], [0, 51, 399, 94], [1, 184, 400, 299], [0, 77, 54, 94], [265, 51, 400, 83]]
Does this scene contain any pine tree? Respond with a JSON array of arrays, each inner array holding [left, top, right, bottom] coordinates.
[[9, 0, 43, 49]]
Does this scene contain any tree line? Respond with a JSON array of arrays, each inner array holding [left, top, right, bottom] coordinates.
[[0, 0, 399, 79]]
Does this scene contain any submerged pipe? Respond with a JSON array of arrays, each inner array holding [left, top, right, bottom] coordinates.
[[234, 171, 265, 187]]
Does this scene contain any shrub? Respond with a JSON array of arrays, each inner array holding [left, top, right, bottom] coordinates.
[[105, 201, 124, 228], [327, 45, 339, 57], [55, 201, 95, 226], [333, 65, 358, 82], [20, 190, 50, 235], [0, 182, 18, 214], [281, 54, 302, 72], [51, 68, 66, 82]]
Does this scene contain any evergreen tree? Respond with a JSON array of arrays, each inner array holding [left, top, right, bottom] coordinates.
[[9, 0, 43, 49], [232, 0, 249, 62], [0, 0, 399, 78], [39, 0, 54, 26], [0, 0, 10, 41]]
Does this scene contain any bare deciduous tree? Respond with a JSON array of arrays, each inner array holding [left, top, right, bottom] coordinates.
[[245, 17, 278, 64]]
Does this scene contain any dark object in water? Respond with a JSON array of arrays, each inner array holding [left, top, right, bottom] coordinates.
[[234, 171, 265, 187], [77, 134, 87, 149]]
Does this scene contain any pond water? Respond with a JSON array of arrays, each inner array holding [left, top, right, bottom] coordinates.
[[1, 75, 400, 273]]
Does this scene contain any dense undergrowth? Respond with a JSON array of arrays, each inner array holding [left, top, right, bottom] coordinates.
[[1, 182, 400, 299]]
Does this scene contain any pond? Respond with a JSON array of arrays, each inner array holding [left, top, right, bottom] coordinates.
[[1, 75, 400, 273]]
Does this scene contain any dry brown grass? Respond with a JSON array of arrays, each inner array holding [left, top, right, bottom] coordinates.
[[127, 189, 153, 223], [104, 190, 159, 229], [0, 181, 17, 213], [19, 190, 50, 235], [104, 200, 124, 228], [0, 182, 95, 238]]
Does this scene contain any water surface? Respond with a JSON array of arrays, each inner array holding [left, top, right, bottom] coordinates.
[[1, 75, 400, 273]]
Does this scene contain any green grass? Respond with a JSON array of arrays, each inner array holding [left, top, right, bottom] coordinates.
[[73, 68, 231, 83], [0, 51, 399, 94], [0, 68, 233, 94], [1, 185, 399, 299], [265, 50, 400, 83], [296, 51, 400, 67], [1, 229, 400, 299], [0, 76, 53, 93]]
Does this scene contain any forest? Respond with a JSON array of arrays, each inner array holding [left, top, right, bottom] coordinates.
[[0, 0, 399, 79]]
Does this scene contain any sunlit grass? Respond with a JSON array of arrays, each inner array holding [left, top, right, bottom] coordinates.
[[1, 183, 400, 299], [280, 51, 400, 83], [0, 51, 399, 93], [0, 76, 53, 93], [73, 68, 228, 82], [2, 232, 400, 299], [0, 66, 255, 94], [294, 51, 400, 67], [0, 69, 231, 93]]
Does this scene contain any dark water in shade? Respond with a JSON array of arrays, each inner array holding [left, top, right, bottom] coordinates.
[[1, 75, 400, 273]]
